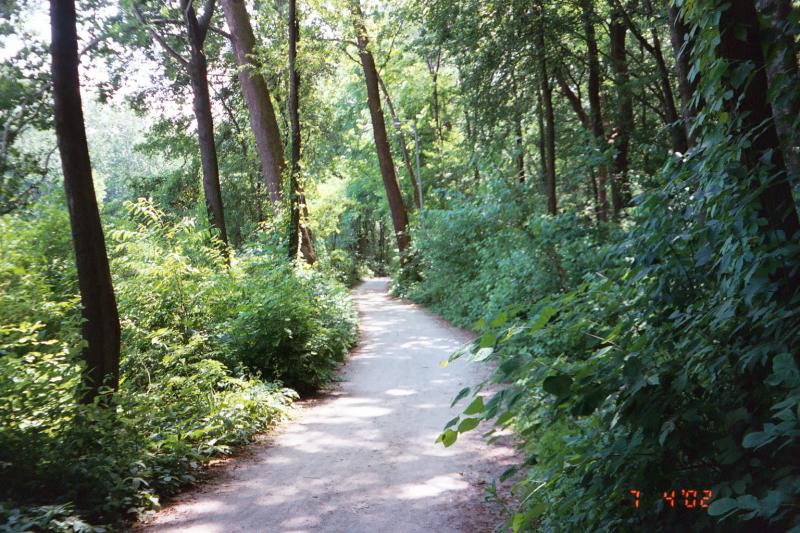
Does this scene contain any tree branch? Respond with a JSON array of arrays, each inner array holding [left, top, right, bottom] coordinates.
[[151, 18, 231, 40], [610, 0, 657, 56], [197, 0, 217, 40], [554, 68, 589, 128], [133, 4, 190, 68]]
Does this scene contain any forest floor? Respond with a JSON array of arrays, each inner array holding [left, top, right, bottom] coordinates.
[[137, 278, 518, 532]]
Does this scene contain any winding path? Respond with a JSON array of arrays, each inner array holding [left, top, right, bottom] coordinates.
[[141, 278, 516, 532]]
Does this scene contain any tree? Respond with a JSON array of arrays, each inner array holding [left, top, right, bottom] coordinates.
[[378, 75, 422, 209], [286, 0, 317, 264], [758, 0, 800, 180], [609, 5, 632, 216], [615, 0, 688, 153], [50, 0, 120, 402], [536, 2, 557, 215], [134, 0, 229, 247], [221, 0, 285, 209], [667, 2, 696, 148], [580, 0, 608, 221], [717, 0, 800, 301], [350, 0, 411, 259]]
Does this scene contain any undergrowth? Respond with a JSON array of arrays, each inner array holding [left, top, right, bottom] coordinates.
[[0, 199, 357, 530]]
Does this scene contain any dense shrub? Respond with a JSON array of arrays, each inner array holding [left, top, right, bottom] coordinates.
[[401, 181, 606, 327], [0, 199, 357, 529], [411, 171, 800, 531], [223, 255, 358, 393]]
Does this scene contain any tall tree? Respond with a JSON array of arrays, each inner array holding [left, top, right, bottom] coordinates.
[[351, 0, 411, 259], [286, 0, 317, 263], [134, 0, 229, 247], [609, 5, 632, 216], [667, 2, 696, 148], [581, 0, 609, 221], [378, 75, 422, 209], [537, 2, 557, 215], [221, 0, 285, 209], [50, 0, 120, 402], [616, 0, 688, 153], [758, 0, 800, 181], [717, 0, 800, 301]]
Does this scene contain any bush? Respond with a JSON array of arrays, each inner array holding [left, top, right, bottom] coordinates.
[[415, 171, 800, 530], [223, 256, 358, 394], [0, 199, 358, 529]]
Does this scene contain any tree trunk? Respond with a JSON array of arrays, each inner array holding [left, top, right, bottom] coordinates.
[[378, 75, 421, 209], [464, 107, 481, 183], [184, 1, 229, 246], [50, 0, 120, 402], [427, 49, 442, 142], [758, 0, 800, 182], [649, 27, 687, 153], [718, 0, 800, 301], [620, 0, 688, 153], [581, 0, 608, 221], [536, 8, 557, 215], [515, 118, 525, 183], [555, 68, 589, 128], [351, 0, 411, 259], [536, 85, 547, 188], [222, 0, 285, 208], [412, 119, 425, 206], [286, 0, 316, 264], [610, 6, 633, 216], [667, 3, 696, 148]]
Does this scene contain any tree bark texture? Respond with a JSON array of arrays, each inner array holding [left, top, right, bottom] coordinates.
[[351, 0, 411, 258], [581, 0, 608, 221], [286, 0, 316, 264], [536, 9, 557, 215], [50, 0, 121, 402], [667, 3, 697, 148], [184, 0, 229, 246], [718, 0, 800, 301], [610, 6, 633, 216], [378, 75, 421, 209], [222, 0, 285, 208]]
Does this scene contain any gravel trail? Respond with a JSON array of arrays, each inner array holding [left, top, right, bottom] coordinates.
[[140, 278, 516, 533]]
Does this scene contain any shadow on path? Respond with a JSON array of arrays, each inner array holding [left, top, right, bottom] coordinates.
[[139, 278, 517, 533]]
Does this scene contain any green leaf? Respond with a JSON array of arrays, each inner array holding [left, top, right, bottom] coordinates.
[[441, 429, 458, 447], [528, 306, 557, 334], [444, 416, 460, 430], [490, 312, 507, 327], [601, 322, 623, 344], [659, 420, 676, 446], [512, 512, 526, 532], [450, 387, 471, 407], [707, 497, 738, 517], [478, 332, 497, 349], [542, 374, 572, 397], [457, 417, 480, 433], [463, 396, 485, 415]]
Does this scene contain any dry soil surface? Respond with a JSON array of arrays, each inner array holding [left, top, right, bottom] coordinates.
[[139, 278, 517, 533]]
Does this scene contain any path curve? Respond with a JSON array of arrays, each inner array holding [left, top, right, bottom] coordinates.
[[140, 278, 516, 532]]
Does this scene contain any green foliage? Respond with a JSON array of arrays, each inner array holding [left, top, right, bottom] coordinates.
[[223, 254, 357, 393], [0, 199, 356, 528], [400, 179, 606, 327], [425, 168, 800, 531]]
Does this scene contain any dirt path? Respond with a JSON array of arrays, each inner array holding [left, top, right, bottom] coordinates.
[[141, 278, 517, 532]]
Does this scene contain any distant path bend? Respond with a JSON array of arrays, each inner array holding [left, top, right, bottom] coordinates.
[[141, 278, 516, 532]]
